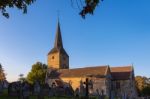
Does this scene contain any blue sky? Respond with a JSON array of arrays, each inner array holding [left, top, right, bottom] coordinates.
[[0, 0, 150, 82]]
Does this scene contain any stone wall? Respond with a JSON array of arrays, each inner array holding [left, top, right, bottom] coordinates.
[[61, 77, 86, 90], [60, 53, 69, 69], [61, 77, 110, 96], [112, 79, 137, 99], [48, 53, 60, 68], [47, 52, 69, 69]]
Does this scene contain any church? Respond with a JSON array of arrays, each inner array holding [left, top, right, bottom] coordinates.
[[46, 21, 137, 99]]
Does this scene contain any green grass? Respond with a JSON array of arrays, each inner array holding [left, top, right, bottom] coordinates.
[[0, 95, 99, 99], [0, 89, 73, 99], [0, 95, 74, 99], [0, 89, 98, 99]]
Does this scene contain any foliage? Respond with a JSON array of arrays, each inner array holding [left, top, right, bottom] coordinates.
[[79, 0, 104, 19], [0, 63, 6, 81], [27, 62, 47, 85], [0, 0, 104, 18], [135, 76, 150, 96], [0, 0, 35, 18], [142, 86, 150, 96], [18, 73, 26, 82]]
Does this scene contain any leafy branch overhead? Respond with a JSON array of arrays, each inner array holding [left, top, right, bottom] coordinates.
[[79, 0, 104, 19], [0, 0, 103, 18], [0, 0, 35, 18]]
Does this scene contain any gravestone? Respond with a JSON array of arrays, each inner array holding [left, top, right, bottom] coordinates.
[[41, 84, 49, 96], [96, 89, 105, 99], [8, 82, 18, 96], [22, 82, 30, 99], [64, 84, 74, 97], [75, 88, 79, 97], [79, 80, 84, 96], [96, 89, 101, 99], [48, 87, 53, 97], [51, 82, 56, 96], [0, 82, 3, 95], [34, 81, 40, 95]]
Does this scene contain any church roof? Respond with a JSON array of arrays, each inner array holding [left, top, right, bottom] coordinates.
[[48, 47, 68, 56], [54, 21, 63, 48], [59, 66, 109, 77], [110, 66, 132, 72], [110, 66, 133, 80], [48, 21, 68, 56]]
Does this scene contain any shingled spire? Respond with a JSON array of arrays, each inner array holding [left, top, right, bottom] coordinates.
[[54, 21, 63, 49], [47, 20, 69, 69]]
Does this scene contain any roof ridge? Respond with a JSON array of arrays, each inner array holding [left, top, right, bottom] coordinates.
[[68, 65, 109, 70], [111, 65, 132, 67]]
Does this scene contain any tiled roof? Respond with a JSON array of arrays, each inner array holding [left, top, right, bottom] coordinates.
[[110, 66, 133, 80], [110, 66, 132, 72], [111, 72, 131, 80], [59, 66, 109, 77], [47, 66, 134, 80], [48, 47, 68, 56]]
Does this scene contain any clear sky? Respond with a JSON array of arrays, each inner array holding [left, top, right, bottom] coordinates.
[[0, 0, 150, 82]]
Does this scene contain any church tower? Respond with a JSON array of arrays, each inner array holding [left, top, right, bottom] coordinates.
[[47, 21, 69, 69]]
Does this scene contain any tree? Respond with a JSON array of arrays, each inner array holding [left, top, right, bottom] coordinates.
[[135, 76, 150, 96], [0, 0, 35, 18], [142, 86, 150, 96], [27, 62, 47, 85], [0, 63, 6, 81], [0, 0, 103, 18], [79, 0, 104, 19], [18, 74, 26, 82]]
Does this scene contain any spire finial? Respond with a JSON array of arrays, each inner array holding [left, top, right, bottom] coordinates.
[[57, 10, 60, 22]]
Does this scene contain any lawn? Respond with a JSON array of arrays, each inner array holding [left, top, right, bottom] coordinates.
[[0, 89, 74, 99], [0, 95, 99, 99], [0, 89, 98, 99], [0, 95, 74, 99]]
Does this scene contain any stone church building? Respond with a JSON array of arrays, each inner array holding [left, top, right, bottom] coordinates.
[[46, 21, 137, 99]]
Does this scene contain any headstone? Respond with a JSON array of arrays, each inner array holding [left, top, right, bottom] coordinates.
[[0, 82, 3, 95], [34, 81, 40, 95], [48, 87, 53, 97], [96, 89, 105, 99], [8, 82, 18, 96], [22, 82, 30, 99], [80, 80, 84, 96], [96, 89, 101, 99], [64, 85, 73, 96], [75, 88, 79, 97], [51, 82, 56, 96], [85, 78, 89, 98], [38, 88, 44, 99], [83, 82, 86, 96], [3, 80, 8, 88], [17, 82, 23, 99], [41, 84, 49, 96], [101, 90, 105, 99]]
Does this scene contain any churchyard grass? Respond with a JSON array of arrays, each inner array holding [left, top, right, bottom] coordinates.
[[0, 89, 73, 99], [0, 95, 98, 99], [0, 88, 98, 99], [0, 95, 74, 99]]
